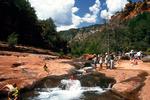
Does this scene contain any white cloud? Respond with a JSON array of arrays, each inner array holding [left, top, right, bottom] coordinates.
[[100, 0, 128, 20], [72, 7, 79, 13], [29, 0, 101, 31], [29, 0, 75, 26], [57, 9, 82, 31], [82, 14, 97, 23], [82, 0, 101, 23], [57, 25, 76, 32], [106, 0, 128, 14], [89, 0, 101, 14], [100, 10, 110, 19], [57, 0, 101, 31]]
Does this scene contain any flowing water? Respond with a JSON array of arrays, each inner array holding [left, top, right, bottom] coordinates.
[[0, 73, 124, 100], [23, 79, 106, 100], [22, 77, 124, 100]]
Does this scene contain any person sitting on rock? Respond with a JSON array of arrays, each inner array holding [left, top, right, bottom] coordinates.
[[1, 83, 19, 100]]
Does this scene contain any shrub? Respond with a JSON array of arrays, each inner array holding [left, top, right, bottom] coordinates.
[[7, 33, 18, 47]]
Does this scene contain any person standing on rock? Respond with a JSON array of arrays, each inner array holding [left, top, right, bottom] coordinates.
[[117, 51, 122, 64], [43, 64, 50, 75], [92, 54, 97, 69], [130, 50, 134, 60], [137, 51, 142, 60], [104, 53, 109, 69], [109, 53, 115, 69], [99, 55, 103, 70]]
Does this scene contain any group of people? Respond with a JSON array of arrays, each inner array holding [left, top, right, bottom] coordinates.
[[91, 50, 143, 70], [92, 52, 117, 70], [128, 50, 143, 65], [129, 50, 143, 60]]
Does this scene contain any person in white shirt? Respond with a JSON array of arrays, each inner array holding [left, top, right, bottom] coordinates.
[[137, 51, 142, 60], [104, 53, 109, 69]]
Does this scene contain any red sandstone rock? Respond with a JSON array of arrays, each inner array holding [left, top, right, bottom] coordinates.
[[100, 60, 150, 99], [0, 51, 74, 94], [112, 77, 142, 94], [0, 51, 150, 100], [82, 54, 96, 60], [138, 76, 150, 100]]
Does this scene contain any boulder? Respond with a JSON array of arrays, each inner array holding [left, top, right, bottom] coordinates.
[[142, 55, 150, 62], [112, 76, 143, 99], [79, 72, 116, 88], [82, 54, 96, 60]]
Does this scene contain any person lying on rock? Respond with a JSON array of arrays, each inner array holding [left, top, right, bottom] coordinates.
[[1, 83, 19, 100]]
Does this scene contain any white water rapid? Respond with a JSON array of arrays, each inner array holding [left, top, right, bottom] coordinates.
[[33, 79, 106, 100]]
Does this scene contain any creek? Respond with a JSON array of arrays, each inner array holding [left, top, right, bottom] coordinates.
[[21, 72, 124, 100]]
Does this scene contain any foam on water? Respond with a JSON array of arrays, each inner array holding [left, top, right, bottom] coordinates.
[[37, 88, 83, 100], [34, 79, 106, 100]]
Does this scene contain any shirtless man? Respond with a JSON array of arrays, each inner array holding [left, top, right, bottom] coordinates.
[[1, 83, 19, 100]]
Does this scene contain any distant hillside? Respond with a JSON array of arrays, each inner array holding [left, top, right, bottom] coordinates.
[[59, 24, 103, 42], [59, 1, 150, 56]]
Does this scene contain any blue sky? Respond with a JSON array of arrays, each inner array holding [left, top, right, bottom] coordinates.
[[29, 0, 140, 31], [75, 0, 108, 27], [75, 0, 98, 17]]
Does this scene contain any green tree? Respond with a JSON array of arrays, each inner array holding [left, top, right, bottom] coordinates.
[[0, 0, 44, 47], [39, 18, 68, 52]]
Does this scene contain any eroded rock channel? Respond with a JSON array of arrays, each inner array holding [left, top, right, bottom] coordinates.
[[19, 72, 128, 100]]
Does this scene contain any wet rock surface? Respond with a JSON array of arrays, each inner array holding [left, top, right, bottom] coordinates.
[[100, 60, 150, 100], [0, 51, 74, 97], [21, 74, 124, 100], [73, 58, 150, 100], [79, 72, 116, 88], [0, 51, 150, 100]]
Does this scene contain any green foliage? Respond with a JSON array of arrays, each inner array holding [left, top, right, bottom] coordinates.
[[0, 0, 149, 55], [7, 33, 18, 47], [0, 0, 44, 47], [39, 18, 68, 52], [0, 0, 67, 52], [59, 29, 78, 42], [127, 12, 150, 50], [39, 18, 56, 45], [62, 12, 150, 56]]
